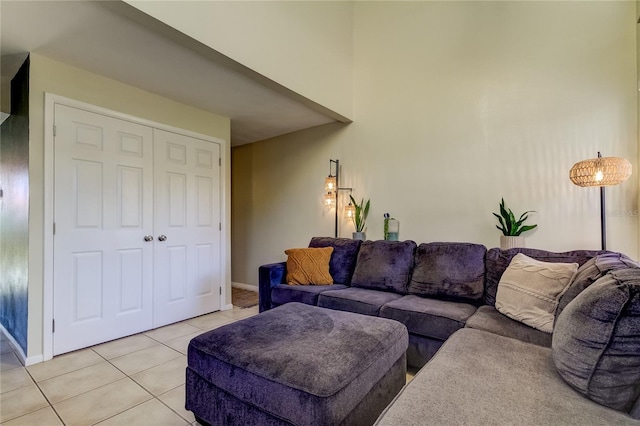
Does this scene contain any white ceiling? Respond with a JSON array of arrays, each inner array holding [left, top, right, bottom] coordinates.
[[0, 0, 347, 146]]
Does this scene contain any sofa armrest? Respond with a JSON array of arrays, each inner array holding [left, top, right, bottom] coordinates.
[[259, 262, 287, 312]]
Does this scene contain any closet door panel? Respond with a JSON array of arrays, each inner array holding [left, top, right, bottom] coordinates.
[[53, 105, 154, 355], [153, 129, 222, 327], [52, 102, 224, 355]]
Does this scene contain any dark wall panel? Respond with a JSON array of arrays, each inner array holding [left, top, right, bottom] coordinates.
[[0, 55, 29, 354]]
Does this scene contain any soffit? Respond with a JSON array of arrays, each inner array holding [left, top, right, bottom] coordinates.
[[1, 0, 346, 146]]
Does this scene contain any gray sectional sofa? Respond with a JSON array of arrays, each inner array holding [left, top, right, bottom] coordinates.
[[260, 238, 600, 367], [259, 237, 640, 423]]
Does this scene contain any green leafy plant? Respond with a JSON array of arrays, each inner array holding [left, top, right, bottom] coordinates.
[[349, 196, 370, 233], [493, 198, 537, 236]]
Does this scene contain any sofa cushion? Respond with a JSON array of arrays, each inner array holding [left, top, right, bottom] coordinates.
[[495, 253, 577, 333], [375, 328, 640, 426], [485, 247, 601, 306], [271, 284, 349, 307], [309, 237, 362, 285], [285, 247, 334, 285], [380, 295, 476, 341], [318, 287, 403, 317], [408, 242, 486, 304], [555, 252, 638, 320], [465, 305, 552, 347], [552, 269, 640, 416], [351, 240, 416, 293]]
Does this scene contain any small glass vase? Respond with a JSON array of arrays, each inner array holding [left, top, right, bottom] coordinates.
[[384, 218, 399, 241]]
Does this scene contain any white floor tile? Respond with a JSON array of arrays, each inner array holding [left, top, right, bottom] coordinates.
[[158, 385, 196, 423], [131, 357, 187, 396], [164, 332, 202, 355], [109, 344, 182, 376], [92, 334, 158, 360], [38, 361, 125, 404], [1, 406, 63, 426], [96, 398, 188, 425], [1, 351, 23, 372], [0, 383, 49, 423], [144, 323, 201, 343], [1, 366, 35, 394], [0, 308, 251, 424], [53, 378, 152, 425], [185, 312, 233, 331], [26, 349, 103, 382]]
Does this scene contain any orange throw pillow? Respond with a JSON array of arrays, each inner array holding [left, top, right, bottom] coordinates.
[[285, 247, 334, 285]]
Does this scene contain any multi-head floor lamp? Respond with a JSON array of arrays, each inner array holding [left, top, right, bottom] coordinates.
[[324, 159, 352, 238]]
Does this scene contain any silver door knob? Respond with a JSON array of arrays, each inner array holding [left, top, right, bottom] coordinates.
[[158, 235, 167, 242], [144, 235, 153, 242]]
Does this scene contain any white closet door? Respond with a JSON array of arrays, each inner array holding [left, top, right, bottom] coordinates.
[[53, 105, 154, 355], [153, 129, 222, 327]]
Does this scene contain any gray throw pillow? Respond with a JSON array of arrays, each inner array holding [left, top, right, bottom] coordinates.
[[555, 252, 638, 320], [552, 268, 640, 416]]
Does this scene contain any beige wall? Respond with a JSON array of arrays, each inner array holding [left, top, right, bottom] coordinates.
[[125, 0, 354, 119], [233, 1, 638, 286], [637, 0, 640, 250], [28, 53, 231, 359], [231, 123, 350, 286]]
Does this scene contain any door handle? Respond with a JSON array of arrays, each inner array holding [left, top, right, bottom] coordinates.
[[158, 235, 167, 242], [144, 235, 154, 242]]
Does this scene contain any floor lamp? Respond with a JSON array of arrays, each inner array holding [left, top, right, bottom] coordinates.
[[569, 152, 632, 250], [324, 159, 352, 238]]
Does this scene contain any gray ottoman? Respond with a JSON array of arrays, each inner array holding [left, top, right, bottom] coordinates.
[[186, 302, 408, 426]]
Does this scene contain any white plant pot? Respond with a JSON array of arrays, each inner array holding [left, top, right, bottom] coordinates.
[[500, 235, 525, 250], [353, 232, 366, 241]]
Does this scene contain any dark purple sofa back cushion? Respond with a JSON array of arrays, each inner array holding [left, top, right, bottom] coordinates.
[[485, 247, 604, 306], [351, 240, 417, 293], [308, 237, 362, 285], [408, 242, 487, 304]]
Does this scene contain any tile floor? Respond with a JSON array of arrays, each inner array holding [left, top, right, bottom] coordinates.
[[0, 306, 259, 425]]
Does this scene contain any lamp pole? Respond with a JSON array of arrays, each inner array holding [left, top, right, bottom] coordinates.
[[329, 159, 352, 238], [332, 159, 339, 238], [598, 152, 606, 250]]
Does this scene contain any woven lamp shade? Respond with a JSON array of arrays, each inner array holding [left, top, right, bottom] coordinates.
[[325, 176, 337, 192], [569, 156, 632, 187], [345, 203, 356, 219]]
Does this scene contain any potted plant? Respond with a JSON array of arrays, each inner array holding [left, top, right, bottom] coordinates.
[[493, 198, 537, 249], [349, 196, 370, 240]]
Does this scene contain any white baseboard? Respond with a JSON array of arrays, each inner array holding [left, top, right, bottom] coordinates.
[[25, 354, 44, 366], [232, 282, 258, 292], [223, 303, 234, 311]]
